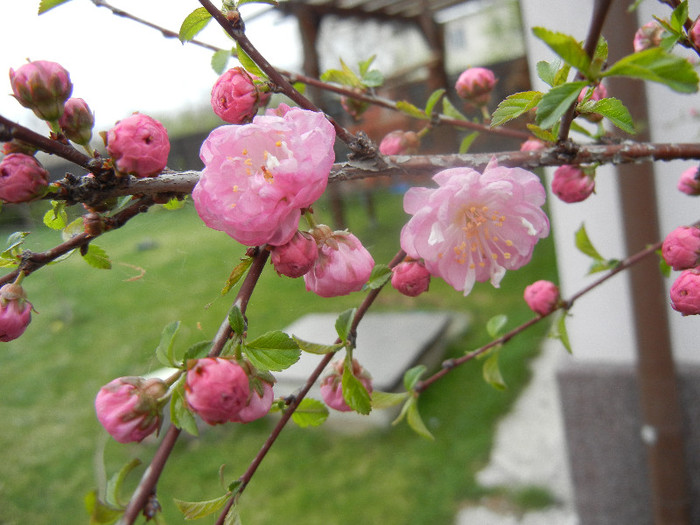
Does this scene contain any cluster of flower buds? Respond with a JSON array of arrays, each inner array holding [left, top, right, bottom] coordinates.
[[320, 359, 372, 412], [184, 358, 273, 425], [662, 226, 700, 316], [551, 165, 596, 203], [9, 60, 72, 123], [523, 280, 561, 316], [0, 283, 32, 342], [105, 113, 170, 178], [211, 67, 270, 124], [379, 130, 421, 156], [455, 67, 496, 107]]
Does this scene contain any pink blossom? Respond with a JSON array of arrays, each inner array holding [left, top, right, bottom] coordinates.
[[320, 360, 372, 412], [690, 16, 700, 49], [211, 67, 270, 124], [551, 165, 595, 203], [634, 21, 664, 52], [233, 381, 274, 423], [678, 166, 700, 195], [662, 226, 700, 271], [59, 98, 94, 146], [94, 377, 167, 443], [270, 230, 318, 278], [379, 130, 420, 156], [391, 260, 431, 297], [304, 225, 375, 297], [0, 283, 32, 342], [0, 153, 49, 203], [520, 138, 546, 152], [670, 268, 700, 316], [9, 60, 72, 122], [400, 158, 549, 296], [523, 280, 560, 316], [193, 107, 336, 247], [455, 67, 496, 105], [106, 113, 170, 177], [185, 358, 250, 425]]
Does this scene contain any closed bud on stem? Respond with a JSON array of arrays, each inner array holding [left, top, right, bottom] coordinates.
[[105, 113, 170, 178], [9, 60, 72, 122], [670, 268, 700, 316], [0, 283, 32, 342], [523, 280, 560, 316], [551, 165, 596, 203], [211, 67, 270, 124], [270, 231, 318, 278], [634, 21, 664, 52], [0, 153, 49, 203], [59, 98, 94, 146], [455, 67, 496, 106], [662, 226, 700, 271], [391, 260, 431, 297], [678, 166, 700, 195], [379, 130, 421, 156], [690, 16, 700, 49]]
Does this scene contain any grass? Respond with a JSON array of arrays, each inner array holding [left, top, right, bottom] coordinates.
[[0, 186, 558, 524]]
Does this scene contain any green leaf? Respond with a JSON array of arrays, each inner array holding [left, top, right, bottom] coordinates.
[[587, 98, 636, 134], [536, 60, 560, 87], [320, 69, 361, 88], [491, 91, 542, 127], [550, 312, 573, 354], [425, 89, 446, 117], [82, 244, 112, 270], [292, 336, 344, 355], [224, 504, 242, 525], [174, 493, 231, 520], [341, 365, 372, 415], [170, 382, 199, 436], [358, 55, 376, 77], [291, 398, 329, 427], [155, 321, 181, 368], [43, 200, 68, 230], [228, 306, 246, 336], [62, 217, 84, 242], [84, 489, 123, 524], [403, 364, 427, 391], [536, 81, 588, 129], [396, 100, 428, 120], [532, 27, 591, 76], [236, 43, 267, 80], [366, 264, 391, 290], [179, 7, 212, 42], [105, 459, 141, 508], [486, 314, 508, 338], [483, 351, 507, 390], [2, 231, 29, 259], [604, 48, 699, 93], [335, 308, 356, 344], [442, 97, 467, 120], [569, 120, 595, 139], [406, 398, 434, 440], [362, 69, 384, 88], [245, 331, 300, 371], [588, 258, 620, 274], [574, 223, 605, 261], [670, 1, 689, 33], [526, 124, 556, 143], [183, 340, 213, 362], [459, 132, 479, 154], [38, 0, 72, 14], [221, 256, 253, 295], [657, 249, 672, 278], [553, 63, 572, 87], [162, 196, 187, 210], [371, 390, 409, 409]]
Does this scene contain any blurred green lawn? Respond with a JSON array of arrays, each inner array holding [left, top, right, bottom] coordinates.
[[0, 186, 558, 524]]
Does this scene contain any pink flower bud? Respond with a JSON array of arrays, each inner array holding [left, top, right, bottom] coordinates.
[[662, 226, 700, 271], [0, 283, 32, 342], [678, 166, 700, 195], [304, 225, 375, 297], [270, 231, 318, 278], [519, 138, 546, 152], [211, 67, 270, 124], [690, 16, 700, 49], [106, 113, 170, 177], [320, 359, 372, 412], [634, 21, 664, 52], [9, 60, 72, 122], [185, 358, 250, 425], [59, 98, 94, 146], [551, 165, 595, 203], [0, 153, 49, 203], [391, 260, 430, 297], [94, 376, 167, 443], [523, 280, 560, 316], [455, 67, 496, 105], [379, 130, 420, 156], [670, 268, 700, 316], [232, 381, 274, 423]]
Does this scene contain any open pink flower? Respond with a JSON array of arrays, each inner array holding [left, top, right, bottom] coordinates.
[[193, 107, 336, 247], [304, 225, 374, 297], [106, 113, 170, 177], [400, 158, 549, 296]]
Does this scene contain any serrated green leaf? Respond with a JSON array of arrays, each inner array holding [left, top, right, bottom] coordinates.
[[179, 7, 212, 42], [82, 244, 112, 270], [358, 55, 376, 77], [43, 200, 68, 230], [587, 98, 636, 134], [170, 382, 199, 436], [425, 89, 446, 117], [532, 27, 591, 77], [491, 91, 542, 127], [228, 306, 246, 335], [553, 63, 572, 87], [442, 97, 467, 120], [459, 132, 479, 154], [341, 365, 372, 415], [183, 341, 213, 362], [406, 398, 434, 440], [569, 120, 595, 139], [403, 364, 427, 391], [85, 489, 123, 524], [604, 48, 698, 93], [526, 124, 556, 143], [396, 100, 428, 119], [366, 264, 391, 289], [536, 60, 560, 87], [221, 256, 253, 295], [371, 390, 408, 409], [62, 217, 84, 242], [0, 257, 19, 269], [483, 351, 507, 390], [211, 49, 232, 75], [670, 1, 689, 33], [2, 231, 29, 259], [174, 493, 231, 520], [574, 223, 605, 261], [335, 308, 356, 344], [536, 81, 588, 129], [291, 398, 329, 427], [486, 314, 508, 338], [245, 331, 300, 371], [593, 37, 609, 66], [362, 69, 384, 88], [236, 43, 267, 80], [105, 459, 141, 508], [155, 321, 181, 368], [320, 69, 361, 87], [292, 336, 344, 355], [38, 0, 72, 14]]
